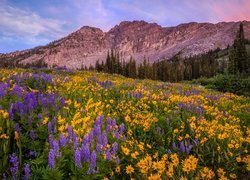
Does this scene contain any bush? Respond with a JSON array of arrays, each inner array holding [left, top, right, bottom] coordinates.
[[192, 74, 250, 96]]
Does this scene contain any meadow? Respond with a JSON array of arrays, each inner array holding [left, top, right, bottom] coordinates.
[[0, 68, 249, 179]]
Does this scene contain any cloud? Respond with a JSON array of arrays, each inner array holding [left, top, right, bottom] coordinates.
[[1, 0, 249, 53], [0, 1, 67, 45], [66, 0, 118, 31]]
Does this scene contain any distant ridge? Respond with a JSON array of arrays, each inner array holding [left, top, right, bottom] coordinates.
[[1, 20, 250, 69]]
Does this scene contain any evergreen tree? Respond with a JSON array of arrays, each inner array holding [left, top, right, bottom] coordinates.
[[105, 51, 111, 73], [228, 23, 248, 74]]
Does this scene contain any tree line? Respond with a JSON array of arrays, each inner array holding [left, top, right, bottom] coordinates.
[[91, 48, 223, 82]]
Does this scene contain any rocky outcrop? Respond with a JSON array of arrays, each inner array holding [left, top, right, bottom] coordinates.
[[1, 20, 250, 68]]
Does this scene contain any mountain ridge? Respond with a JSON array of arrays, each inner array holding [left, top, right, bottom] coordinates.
[[1, 20, 250, 69]]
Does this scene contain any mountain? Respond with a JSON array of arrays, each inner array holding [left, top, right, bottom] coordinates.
[[1, 20, 250, 69]]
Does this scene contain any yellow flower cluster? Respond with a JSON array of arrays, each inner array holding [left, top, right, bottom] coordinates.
[[182, 155, 198, 173]]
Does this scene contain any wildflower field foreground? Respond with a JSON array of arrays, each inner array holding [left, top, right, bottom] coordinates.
[[0, 68, 249, 180]]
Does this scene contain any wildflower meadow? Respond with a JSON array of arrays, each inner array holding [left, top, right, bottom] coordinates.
[[0, 68, 249, 179]]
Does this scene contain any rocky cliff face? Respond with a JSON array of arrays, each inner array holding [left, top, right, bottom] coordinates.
[[1, 20, 250, 68]]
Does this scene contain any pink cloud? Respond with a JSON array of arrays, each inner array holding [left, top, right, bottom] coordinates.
[[207, 0, 250, 22]]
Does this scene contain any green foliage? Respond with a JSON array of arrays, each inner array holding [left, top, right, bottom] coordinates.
[[191, 73, 250, 96], [43, 168, 64, 180]]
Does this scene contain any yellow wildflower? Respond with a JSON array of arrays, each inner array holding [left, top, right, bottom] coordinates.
[[152, 160, 165, 174], [148, 174, 161, 180], [200, 167, 215, 179], [121, 146, 130, 155], [170, 153, 179, 167], [217, 168, 226, 177], [115, 166, 120, 173], [126, 165, 134, 174], [180, 176, 187, 180], [182, 155, 198, 173]]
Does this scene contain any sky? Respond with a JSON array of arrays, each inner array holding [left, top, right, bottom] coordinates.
[[0, 0, 250, 53]]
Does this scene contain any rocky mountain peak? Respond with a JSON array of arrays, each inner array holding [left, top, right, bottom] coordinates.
[[1, 20, 250, 69]]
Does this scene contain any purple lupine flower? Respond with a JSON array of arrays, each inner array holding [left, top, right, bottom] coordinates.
[[106, 118, 112, 132], [172, 142, 177, 149], [81, 144, 90, 162], [24, 164, 30, 180], [72, 132, 77, 141], [106, 150, 112, 161], [48, 149, 55, 169], [106, 124, 111, 132], [107, 117, 112, 125], [99, 115, 104, 125], [8, 104, 14, 120], [14, 123, 20, 134], [9, 153, 19, 179], [88, 151, 97, 174], [51, 117, 56, 125], [116, 157, 120, 164], [102, 132, 108, 146], [30, 130, 35, 142], [73, 138, 79, 150], [2, 173, 6, 180], [48, 135, 53, 147], [111, 119, 116, 127], [29, 150, 37, 157], [74, 149, 82, 168], [11, 85, 23, 97], [197, 106, 203, 117], [88, 131, 94, 143], [37, 113, 42, 120], [111, 142, 118, 155], [180, 141, 186, 153], [186, 145, 193, 154], [48, 122, 52, 134], [52, 140, 60, 158], [114, 130, 120, 139], [96, 143, 102, 153], [83, 135, 89, 145], [59, 134, 67, 147], [119, 123, 125, 134], [93, 125, 101, 136], [28, 116, 32, 126], [59, 97, 66, 107], [97, 134, 102, 145], [67, 125, 73, 139], [95, 116, 101, 126]]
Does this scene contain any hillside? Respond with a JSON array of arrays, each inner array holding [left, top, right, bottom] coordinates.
[[1, 20, 250, 69], [0, 68, 249, 179]]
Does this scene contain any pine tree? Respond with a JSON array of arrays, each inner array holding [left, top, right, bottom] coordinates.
[[95, 60, 100, 71], [228, 23, 248, 74], [105, 51, 110, 73]]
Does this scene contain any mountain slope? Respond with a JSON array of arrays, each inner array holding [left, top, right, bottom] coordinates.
[[1, 20, 250, 69]]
